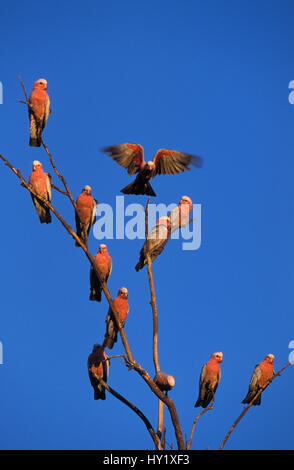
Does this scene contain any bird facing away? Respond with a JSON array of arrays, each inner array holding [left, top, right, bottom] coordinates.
[[242, 354, 275, 406], [169, 195, 193, 233], [28, 160, 52, 224], [154, 372, 175, 393], [89, 244, 112, 302], [102, 143, 203, 197], [103, 287, 129, 349], [195, 352, 223, 408], [88, 344, 109, 400], [135, 216, 171, 271], [75, 185, 97, 248], [28, 78, 50, 147]]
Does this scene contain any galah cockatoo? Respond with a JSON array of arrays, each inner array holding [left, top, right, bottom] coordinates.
[[28, 78, 50, 147], [103, 287, 129, 349], [195, 352, 223, 408], [75, 185, 97, 247], [154, 372, 175, 393], [90, 244, 112, 302], [103, 143, 203, 196], [88, 344, 109, 400], [28, 160, 52, 224], [242, 354, 275, 406], [135, 216, 171, 271], [169, 195, 193, 233]]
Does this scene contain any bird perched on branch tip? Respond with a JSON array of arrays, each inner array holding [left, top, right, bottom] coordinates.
[[135, 216, 171, 271], [242, 354, 275, 406], [195, 352, 223, 408], [28, 78, 50, 147]]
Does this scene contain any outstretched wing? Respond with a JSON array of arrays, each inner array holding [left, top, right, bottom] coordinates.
[[102, 143, 145, 175], [153, 149, 203, 175]]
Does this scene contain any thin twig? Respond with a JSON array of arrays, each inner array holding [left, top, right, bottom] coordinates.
[[18, 76, 29, 103], [51, 183, 69, 197], [145, 199, 160, 375], [145, 198, 163, 440], [41, 138, 78, 211], [187, 395, 215, 450], [219, 361, 294, 450]]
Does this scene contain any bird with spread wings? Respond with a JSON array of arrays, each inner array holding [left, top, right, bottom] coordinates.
[[103, 143, 203, 196]]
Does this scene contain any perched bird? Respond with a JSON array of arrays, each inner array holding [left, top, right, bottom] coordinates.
[[154, 372, 175, 393], [103, 287, 129, 349], [242, 354, 275, 406], [75, 185, 97, 247], [88, 344, 109, 400], [169, 195, 193, 233], [28, 160, 52, 224], [135, 216, 171, 271], [28, 78, 50, 147], [103, 143, 203, 196], [90, 244, 112, 302], [195, 352, 223, 408]]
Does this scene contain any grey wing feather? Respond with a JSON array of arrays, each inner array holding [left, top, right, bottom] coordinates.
[[249, 364, 262, 391], [43, 95, 50, 128], [46, 173, 52, 202], [199, 364, 207, 389], [106, 259, 112, 282], [91, 199, 97, 227]]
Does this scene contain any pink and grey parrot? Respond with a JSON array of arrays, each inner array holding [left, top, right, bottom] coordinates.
[[195, 352, 223, 408], [135, 216, 171, 271], [28, 78, 50, 147], [154, 372, 175, 394], [88, 344, 109, 400], [28, 160, 52, 224], [90, 244, 112, 302], [103, 287, 129, 350], [75, 185, 97, 247], [242, 354, 275, 406], [103, 143, 203, 196], [169, 195, 193, 233]]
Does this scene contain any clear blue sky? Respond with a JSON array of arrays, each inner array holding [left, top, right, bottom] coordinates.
[[0, 0, 294, 450]]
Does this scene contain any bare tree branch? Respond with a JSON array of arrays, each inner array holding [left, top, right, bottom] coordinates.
[[219, 360, 294, 450], [187, 395, 215, 450], [94, 375, 162, 450], [0, 149, 186, 449], [145, 198, 163, 439], [4, 77, 189, 450], [51, 183, 69, 197], [41, 138, 78, 211]]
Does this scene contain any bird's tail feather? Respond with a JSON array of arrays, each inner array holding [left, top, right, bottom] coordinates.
[[121, 180, 156, 196], [94, 388, 106, 400], [89, 289, 102, 302], [135, 250, 146, 271], [242, 391, 261, 406], [29, 119, 42, 147]]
